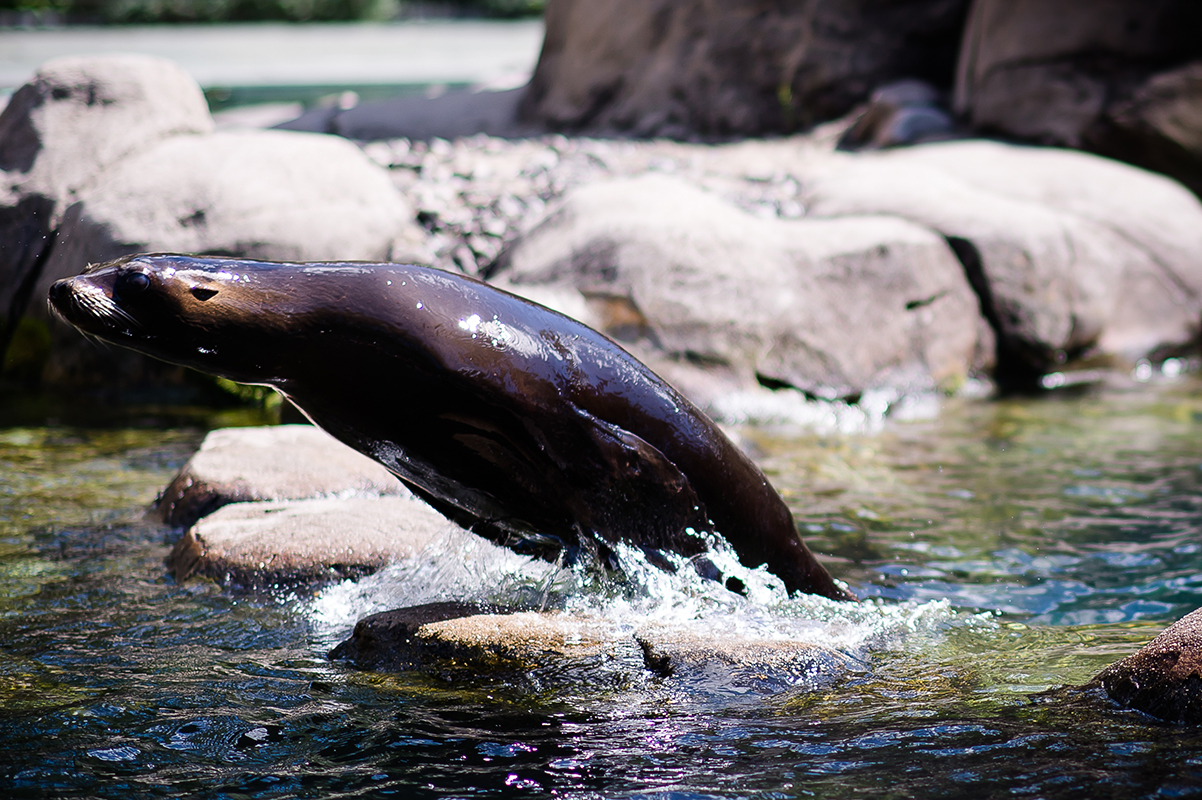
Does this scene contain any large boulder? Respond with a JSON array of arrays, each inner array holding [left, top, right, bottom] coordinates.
[[0, 55, 213, 357], [801, 140, 1202, 383], [520, 0, 971, 137], [495, 173, 985, 403], [953, 0, 1202, 194]]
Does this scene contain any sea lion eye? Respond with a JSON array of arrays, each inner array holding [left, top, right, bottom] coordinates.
[[114, 271, 150, 299], [190, 287, 219, 301]]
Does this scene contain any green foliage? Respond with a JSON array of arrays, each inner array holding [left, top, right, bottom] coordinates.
[[213, 377, 282, 411]]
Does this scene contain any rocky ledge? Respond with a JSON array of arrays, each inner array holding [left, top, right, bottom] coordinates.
[[7, 54, 1202, 411]]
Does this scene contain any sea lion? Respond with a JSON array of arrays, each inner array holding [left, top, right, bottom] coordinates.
[[48, 254, 854, 602]]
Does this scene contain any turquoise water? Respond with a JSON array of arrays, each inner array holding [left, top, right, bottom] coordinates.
[[3, 381, 1202, 798]]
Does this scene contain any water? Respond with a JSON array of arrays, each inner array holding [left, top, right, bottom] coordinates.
[[4, 380, 1202, 798]]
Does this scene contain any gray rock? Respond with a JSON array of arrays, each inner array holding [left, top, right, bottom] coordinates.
[[0, 54, 213, 354], [520, 0, 971, 137], [156, 425, 408, 529], [167, 495, 451, 589], [802, 140, 1202, 381], [1083, 607, 1202, 724], [496, 173, 984, 402], [32, 129, 426, 387], [838, 79, 957, 151], [277, 87, 533, 142]]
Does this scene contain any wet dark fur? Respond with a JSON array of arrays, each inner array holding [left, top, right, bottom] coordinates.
[[49, 254, 854, 601]]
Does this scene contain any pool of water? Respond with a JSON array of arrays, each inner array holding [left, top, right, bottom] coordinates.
[[3, 380, 1202, 799]]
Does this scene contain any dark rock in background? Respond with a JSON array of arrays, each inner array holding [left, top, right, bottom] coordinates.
[[520, 0, 971, 137], [954, 0, 1202, 196]]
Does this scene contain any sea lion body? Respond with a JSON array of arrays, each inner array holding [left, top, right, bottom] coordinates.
[[48, 254, 853, 601]]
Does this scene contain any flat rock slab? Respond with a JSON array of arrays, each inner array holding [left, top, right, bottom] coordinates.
[[167, 496, 450, 590], [332, 605, 855, 696], [156, 425, 408, 528], [635, 628, 858, 695], [1083, 606, 1202, 724]]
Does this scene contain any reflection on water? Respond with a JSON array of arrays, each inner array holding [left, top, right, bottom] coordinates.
[[3, 382, 1202, 798]]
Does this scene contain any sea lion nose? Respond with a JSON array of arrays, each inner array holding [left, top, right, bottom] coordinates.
[[47, 279, 70, 310]]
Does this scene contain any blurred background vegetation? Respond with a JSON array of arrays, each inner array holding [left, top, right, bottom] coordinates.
[[0, 0, 543, 23]]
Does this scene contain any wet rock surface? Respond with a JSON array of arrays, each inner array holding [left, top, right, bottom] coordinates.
[[331, 604, 856, 696], [1083, 607, 1202, 725], [156, 425, 408, 529], [167, 495, 451, 589]]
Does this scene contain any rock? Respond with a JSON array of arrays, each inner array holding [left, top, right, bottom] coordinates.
[[166, 495, 451, 589], [1098, 61, 1202, 197], [520, 0, 971, 137], [635, 627, 855, 694], [277, 87, 532, 142], [330, 607, 638, 683], [495, 173, 984, 402], [0, 54, 213, 357], [31, 129, 426, 388], [802, 140, 1202, 383], [838, 79, 958, 151], [156, 425, 408, 529], [330, 604, 854, 695], [953, 0, 1202, 192], [1084, 607, 1202, 724]]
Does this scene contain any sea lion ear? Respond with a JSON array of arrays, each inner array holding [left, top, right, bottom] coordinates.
[[190, 286, 219, 301]]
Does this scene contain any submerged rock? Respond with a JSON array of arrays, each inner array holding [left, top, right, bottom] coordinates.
[[167, 495, 451, 589], [1083, 607, 1202, 724], [156, 425, 408, 529], [331, 603, 856, 696]]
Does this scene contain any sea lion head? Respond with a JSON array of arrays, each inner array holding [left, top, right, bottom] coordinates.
[[48, 253, 301, 383]]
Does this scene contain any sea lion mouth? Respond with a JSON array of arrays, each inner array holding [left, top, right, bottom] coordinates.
[[48, 275, 144, 338]]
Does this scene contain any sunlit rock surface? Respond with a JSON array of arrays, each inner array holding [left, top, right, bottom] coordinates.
[[330, 603, 858, 696], [802, 140, 1202, 381], [495, 172, 986, 403], [167, 495, 450, 589], [1084, 606, 1202, 724], [157, 425, 408, 529]]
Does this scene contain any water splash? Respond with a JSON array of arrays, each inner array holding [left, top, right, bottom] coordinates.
[[305, 526, 979, 658]]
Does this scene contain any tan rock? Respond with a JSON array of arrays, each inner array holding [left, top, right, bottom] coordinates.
[[167, 495, 450, 589], [156, 425, 408, 528]]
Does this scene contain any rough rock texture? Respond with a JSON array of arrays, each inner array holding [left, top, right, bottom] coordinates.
[[496, 173, 985, 401], [156, 425, 409, 529], [330, 606, 638, 682], [1085, 607, 1202, 724], [521, 0, 971, 137], [331, 604, 854, 694], [166, 496, 451, 589], [802, 140, 1202, 383], [635, 628, 855, 694], [953, 0, 1202, 194], [0, 54, 213, 357]]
